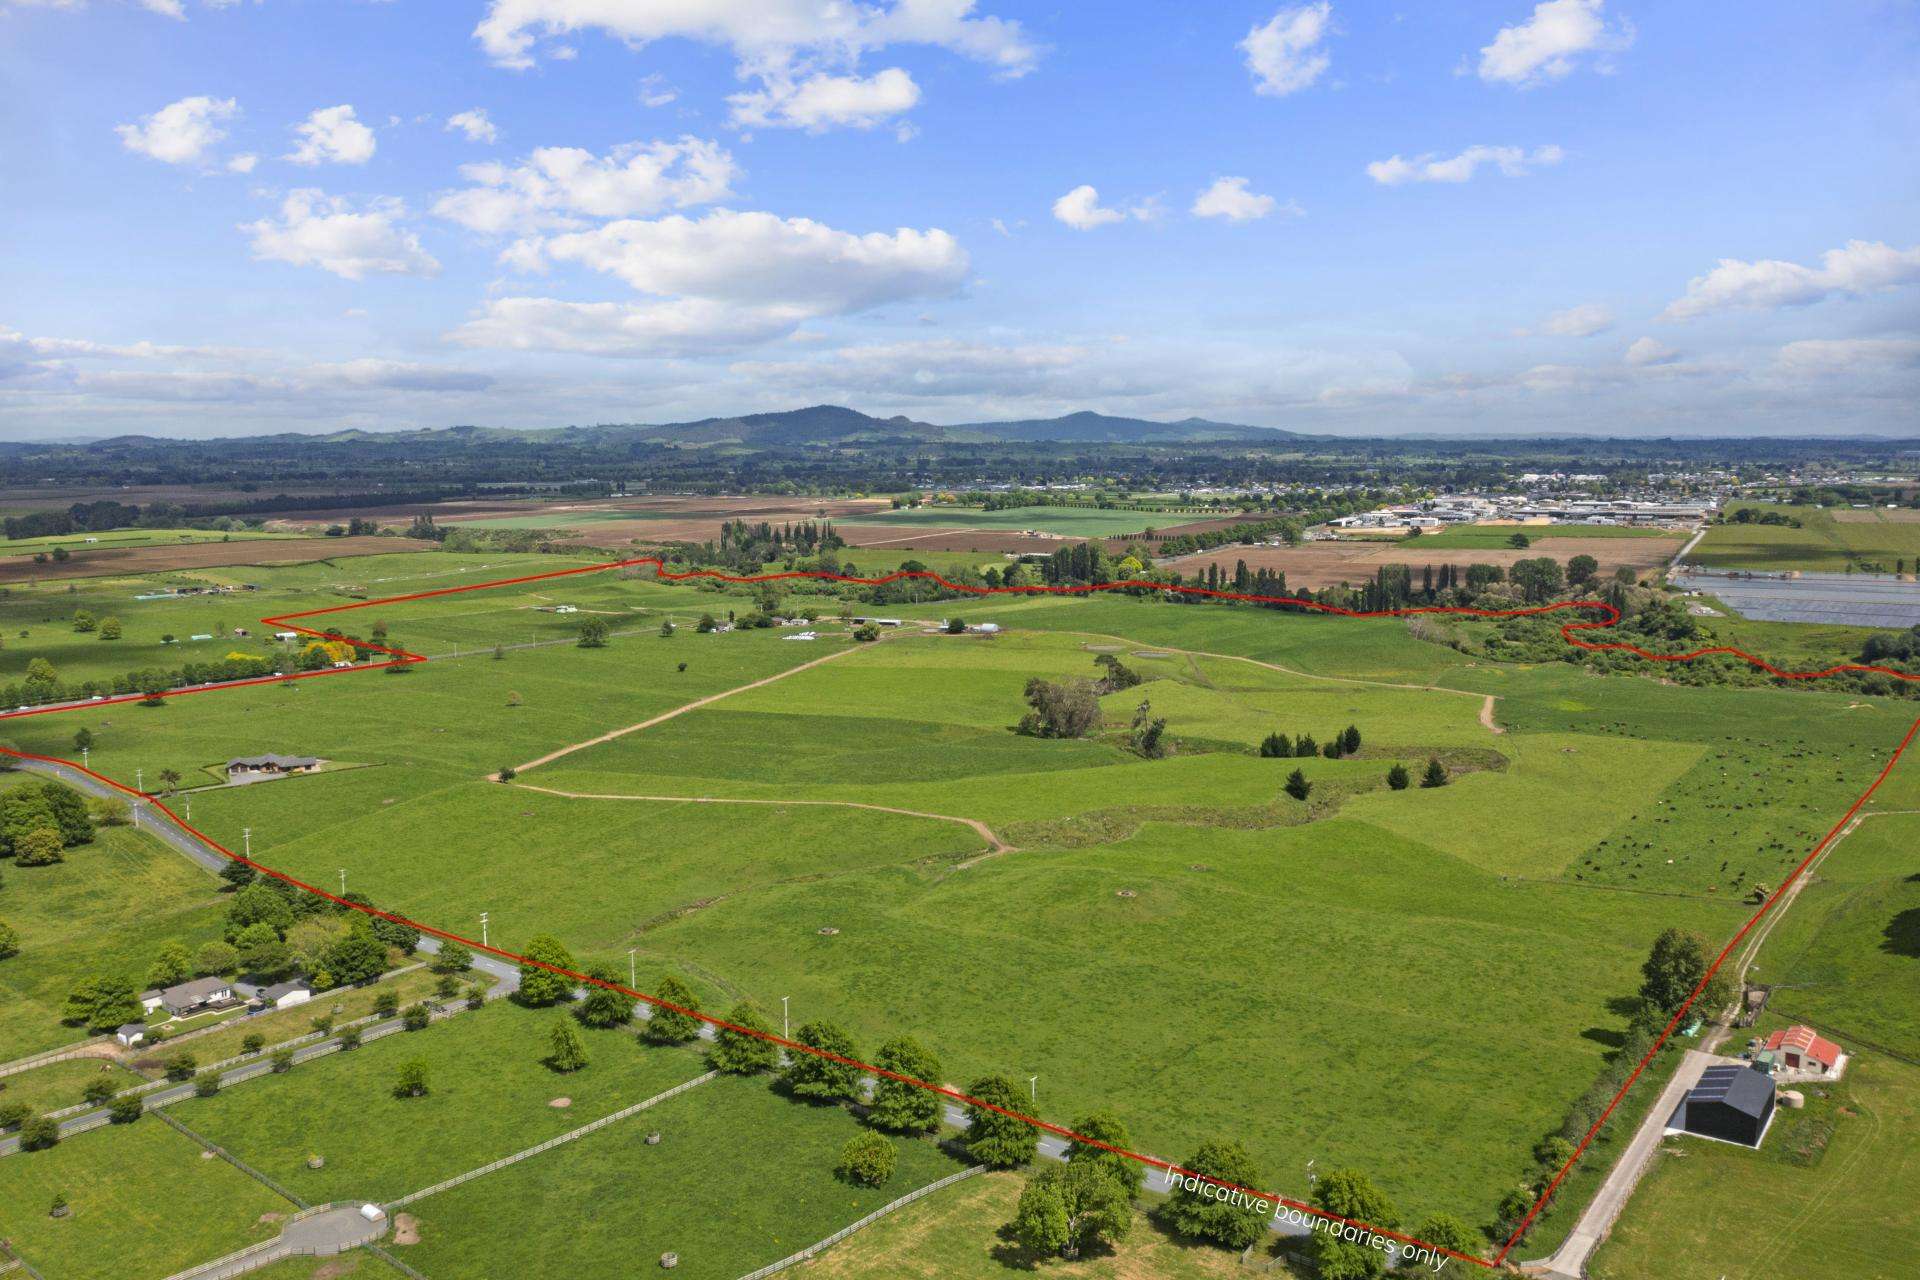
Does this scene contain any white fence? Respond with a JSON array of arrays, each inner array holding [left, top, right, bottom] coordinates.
[[733, 1164, 987, 1280], [385, 1071, 719, 1210]]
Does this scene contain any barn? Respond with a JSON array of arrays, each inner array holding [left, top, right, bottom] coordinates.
[[1670, 1063, 1776, 1147]]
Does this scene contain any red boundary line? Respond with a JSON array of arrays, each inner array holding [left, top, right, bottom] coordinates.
[[4, 554, 1916, 1270]]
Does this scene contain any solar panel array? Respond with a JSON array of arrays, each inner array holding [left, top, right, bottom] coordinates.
[[1673, 569, 1920, 629]]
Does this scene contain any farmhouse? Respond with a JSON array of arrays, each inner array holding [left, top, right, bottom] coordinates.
[[141, 977, 236, 1018], [1762, 1025, 1843, 1075], [225, 754, 321, 779], [1670, 1063, 1776, 1147]]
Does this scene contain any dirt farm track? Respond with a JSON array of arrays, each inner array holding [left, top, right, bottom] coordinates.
[[1165, 535, 1683, 590], [0, 536, 438, 583]]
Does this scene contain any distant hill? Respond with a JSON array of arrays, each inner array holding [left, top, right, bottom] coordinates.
[[617, 405, 1294, 446], [946, 410, 1293, 443]]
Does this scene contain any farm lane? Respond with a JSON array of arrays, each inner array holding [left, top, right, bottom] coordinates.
[[497, 640, 868, 778]]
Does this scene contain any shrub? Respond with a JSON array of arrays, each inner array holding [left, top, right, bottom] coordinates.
[[163, 1052, 197, 1082], [194, 1074, 221, 1098], [1386, 763, 1410, 790], [18, 1115, 59, 1151], [270, 1050, 295, 1073], [1284, 769, 1311, 801], [835, 1131, 898, 1187], [338, 1027, 362, 1049], [402, 1004, 431, 1031], [394, 1060, 430, 1098], [82, 1077, 117, 1106], [373, 990, 400, 1019], [0, 1101, 31, 1131], [108, 1094, 143, 1124], [241, 1032, 266, 1055]]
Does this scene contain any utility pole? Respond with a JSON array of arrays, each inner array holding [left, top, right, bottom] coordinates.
[[782, 995, 790, 1040], [135, 767, 143, 794], [480, 912, 489, 947], [339, 869, 347, 896], [1028, 1075, 1038, 1104], [628, 949, 637, 989], [242, 828, 252, 860]]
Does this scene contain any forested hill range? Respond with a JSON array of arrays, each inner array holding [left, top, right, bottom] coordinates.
[[1, 406, 1906, 493]]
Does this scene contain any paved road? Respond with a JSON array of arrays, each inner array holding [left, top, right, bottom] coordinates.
[[1524, 1048, 1724, 1279], [12, 758, 521, 998]]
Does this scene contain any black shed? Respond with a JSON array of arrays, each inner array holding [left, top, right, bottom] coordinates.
[[1670, 1063, 1775, 1147]]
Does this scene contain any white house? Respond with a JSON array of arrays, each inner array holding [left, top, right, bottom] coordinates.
[[253, 980, 312, 1010]]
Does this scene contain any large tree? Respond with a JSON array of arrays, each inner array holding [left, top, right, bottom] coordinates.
[[1413, 1211, 1483, 1263], [640, 974, 702, 1044], [516, 934, 577, 1006], [574, 964, 637, 1029], [1017, 678, 1101, 739], [1011, 1162, 1133, 1259], [869, 1036, 943, 1133], [1307, 1168, 1398, 1280], [225, 882, 295, 939], [546, 1019, 589, 1072], [1065, 1110, 1144, 1194], [781, 1021, 863, 1101], [964, 1075, 1037, 1168], [1163, 1139, 1267, 1248], [710, 1001, 780, 1075], [1638, 927, 1729, 1018], [323, 921, 388, 985]]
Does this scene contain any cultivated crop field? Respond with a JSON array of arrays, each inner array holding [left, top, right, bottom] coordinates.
[[0, 535, 438, 585], [0, 549, 1905, 1270], [1163, 535, 1681, 589], [1691, 503, 1920, 572], [840, 504, 1177, 538]]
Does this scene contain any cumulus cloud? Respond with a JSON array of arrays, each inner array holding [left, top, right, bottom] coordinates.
[[1052, 185, 1123, 230], [446, 109, 500, 144], [452, 208, 968, 355], [242, 190, 439, 280], [1624, 336, 1680, 366], [1535, 303, 1614, 337], [1191, 176, 1295, 222], [115, 95, 238, 166], [1366, 144, 1564, 185], [472, 0, 1035, 132], [1774, 337, 1920, 375], [434, 137, 739, 236], [287, 104, 377, 166], [1661, 240, 1920, 320], [1241, 3, 1333, 97], [728, 67, 920, 131], [1478, 0, 1633, 87]]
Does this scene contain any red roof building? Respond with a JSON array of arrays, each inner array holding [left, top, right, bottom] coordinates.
[[1764, 1025, 1842, 1073]]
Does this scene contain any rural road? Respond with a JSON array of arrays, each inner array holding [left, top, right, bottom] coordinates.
[[9, 758, 524, 997], [1523, 1048, 1724, 1279]]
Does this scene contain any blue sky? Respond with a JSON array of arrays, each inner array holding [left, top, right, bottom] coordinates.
[[1, 0, 1916, 438]]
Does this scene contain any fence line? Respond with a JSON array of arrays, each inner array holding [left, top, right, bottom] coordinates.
[[0, 1039, 112, 1081], [154, 1109, 311, 1209], [0, 1240, 48, 1280], [365, 1244, 434, 1280], [385, 1071, 719, 1210], [733, 1164, 987, 1280]]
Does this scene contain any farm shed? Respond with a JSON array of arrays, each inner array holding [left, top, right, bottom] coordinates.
[[1763, 1026, 1842, 1074], [1670, 1063, 1776, 1147]]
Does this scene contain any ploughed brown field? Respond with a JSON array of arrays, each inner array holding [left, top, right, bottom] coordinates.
[[817, 515, 1261, 555], [1164, 535, 1682, 590], [0, 536, 438, 583], [278, 495, 895, 543]]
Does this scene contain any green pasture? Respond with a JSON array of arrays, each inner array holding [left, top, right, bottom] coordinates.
[[841, 504, 1172, 538], [0, 1058, 142, 1115], [1691, 503, 1920, 572], [0, 1115, 286, 1279], [171, 999, 714, 1205], [397, 1072, 968, 1280], [1591, 1044, 1920, 1280], [0, 778, 228, 1057], [1747, 812, 1920, 1059], [0, 528, 300, 558], [1396, 525, 1682, 550]]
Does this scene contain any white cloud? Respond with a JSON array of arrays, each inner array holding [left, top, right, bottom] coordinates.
[[287, 104, 377, 166], [1051, 185, 1157, 231], [472, 0, 1036, 134], [1191, 176, 1295, 222], [1052, 185, 1123, 230], [226, 153, 258, 174], [1478, 0, 1633, 87], [1774, 337, 1920, 375], [1241, 3, 1333, 97], [1661, 240, 1920, 320], [640, 74, 679, 108], [242, 190, 439, 280], [1537, 302, 1614, 337], [1624, 336, 1680, 366], [453, 207, 968, 355], [115, 95, 238, 166], [728, 67, 921, 131], [446, 109, 500, 144], [1366, 144, 1564, 185], [433, 137, 739, 236]]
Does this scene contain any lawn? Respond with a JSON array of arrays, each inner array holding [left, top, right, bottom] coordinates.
[[1691, 503, 1920, 573], [0, 1114, 287, 1279], [0, 1058, 142, 1115], [805, 1171, 1300, 1279], [395, 1072, 970, 1280], [0, 777, 229, 1057], [168, 997, 715, 1205]]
